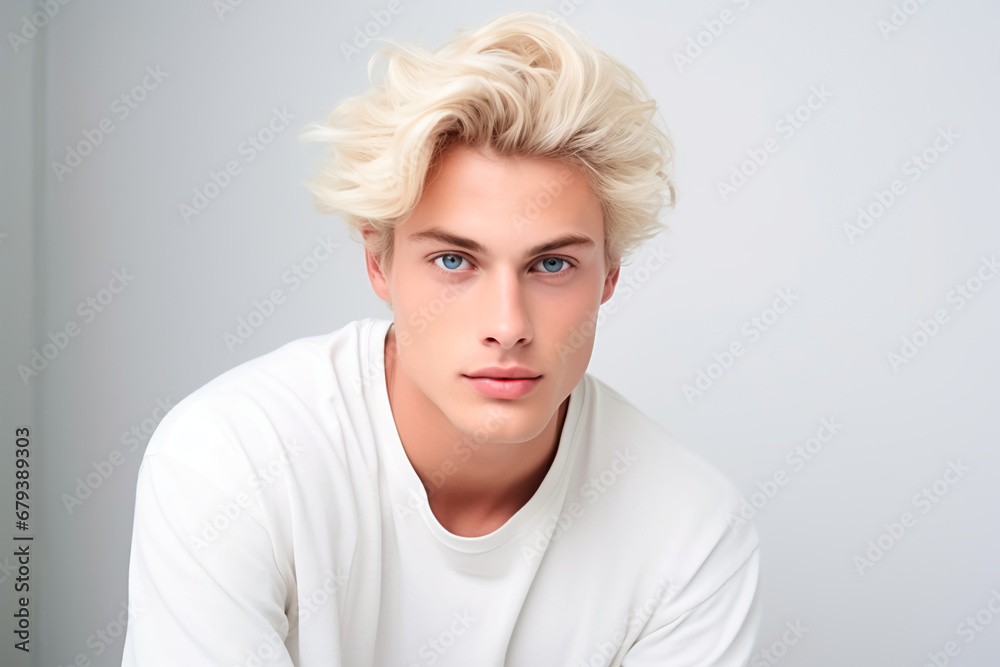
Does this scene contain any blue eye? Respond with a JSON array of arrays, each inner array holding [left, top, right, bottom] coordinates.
[[433, 254, 468, 271], [431, 254, 575, 275], [537, 257, 567, 273]]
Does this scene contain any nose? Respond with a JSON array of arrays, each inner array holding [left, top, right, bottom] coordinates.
[[477, 267, 532, 349]]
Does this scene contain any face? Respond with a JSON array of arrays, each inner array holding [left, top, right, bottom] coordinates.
[[366, 143, 619, 445]]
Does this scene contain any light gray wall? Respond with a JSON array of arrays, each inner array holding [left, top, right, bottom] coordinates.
[[1, 0, 998, 665]]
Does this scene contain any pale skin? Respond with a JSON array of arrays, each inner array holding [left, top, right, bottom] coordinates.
[[364, 143, 620, 538]]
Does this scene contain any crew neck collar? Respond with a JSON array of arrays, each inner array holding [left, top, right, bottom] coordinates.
[[362, 317, 586, 554]]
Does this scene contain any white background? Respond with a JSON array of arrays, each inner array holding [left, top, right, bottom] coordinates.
[[1, 0, 998, 665]]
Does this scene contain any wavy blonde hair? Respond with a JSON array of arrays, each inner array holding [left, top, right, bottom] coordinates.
[[300, 10, 677, 271]]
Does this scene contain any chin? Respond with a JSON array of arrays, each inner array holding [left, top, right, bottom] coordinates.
[[454, 398, 552, 444]]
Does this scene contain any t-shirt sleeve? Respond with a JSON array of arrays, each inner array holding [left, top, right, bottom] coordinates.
[[621, 547, 762, 666], [120, 453, 295, 666]]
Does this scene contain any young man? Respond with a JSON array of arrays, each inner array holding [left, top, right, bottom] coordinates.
[[121, 11, 760, 667]]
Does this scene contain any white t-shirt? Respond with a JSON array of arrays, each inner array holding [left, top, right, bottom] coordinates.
[[121, 317, 761, 667]]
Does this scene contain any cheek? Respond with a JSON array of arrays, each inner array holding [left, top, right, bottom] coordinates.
[[397, 322, 452, 380], [394, 268, 469, 322], [389, 261, 429, 308], [542, 296, 601, 369], [547, 283, 601, 333], [392, 330, 444, 402]]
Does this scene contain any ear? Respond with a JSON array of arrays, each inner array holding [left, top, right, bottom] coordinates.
[[362, 227, 392, 305], [600, 264, 620, 305]]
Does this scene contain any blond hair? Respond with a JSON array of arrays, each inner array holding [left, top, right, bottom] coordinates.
[[300, 10, 677, 271]]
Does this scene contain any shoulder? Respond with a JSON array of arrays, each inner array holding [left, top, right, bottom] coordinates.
[[577, 373, 758, 572], [581, 373, 743, 509], [142, 318, 381, 493]]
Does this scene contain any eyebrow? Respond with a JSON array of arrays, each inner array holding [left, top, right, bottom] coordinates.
[[406, 227, 595, 257]]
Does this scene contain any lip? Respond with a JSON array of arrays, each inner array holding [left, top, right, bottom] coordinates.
[[463, 376, 542, 399], [465, 365, 540, 379]]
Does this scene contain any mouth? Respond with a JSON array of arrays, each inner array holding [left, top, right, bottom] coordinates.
[[462, 375, 542, 399]]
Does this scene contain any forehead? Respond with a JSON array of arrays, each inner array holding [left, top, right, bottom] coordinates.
[[399, 143, 604, 246]]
